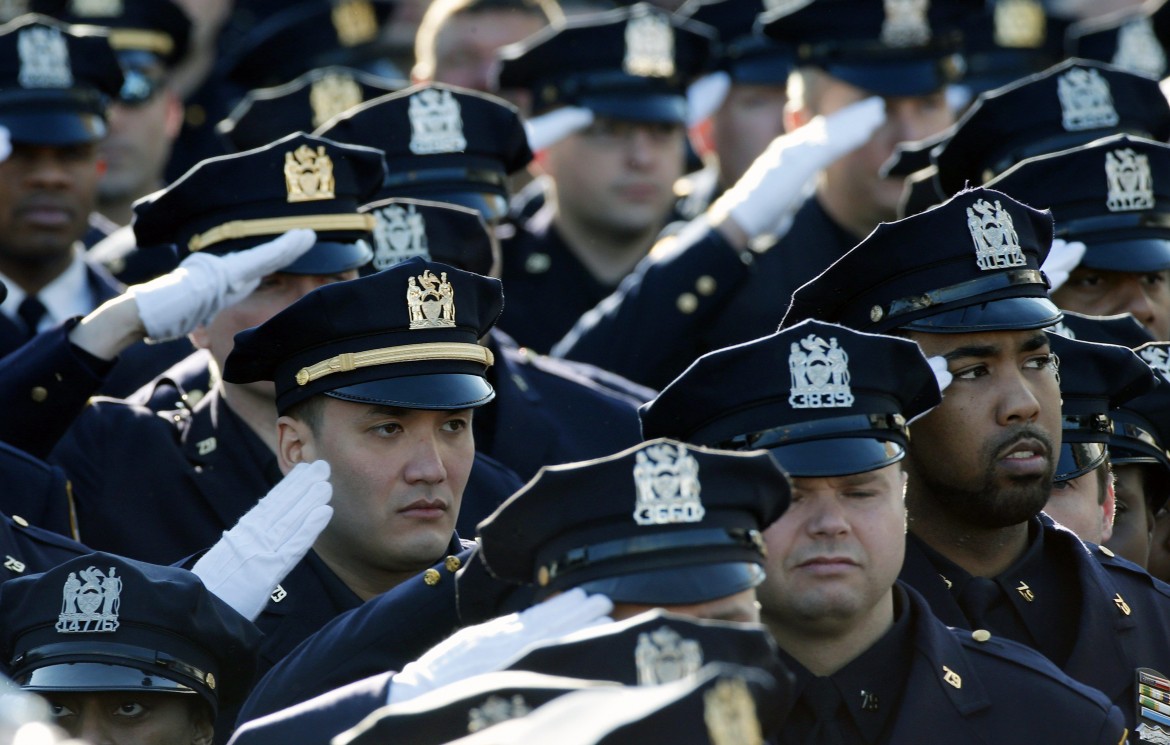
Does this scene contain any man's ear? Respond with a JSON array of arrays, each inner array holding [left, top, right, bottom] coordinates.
[[189, 705, 213, 745], [189, 324, 210, 350], [1100, 476, 1116, 544], [277, 415, 315, 474], [784, 99, 812, 133]]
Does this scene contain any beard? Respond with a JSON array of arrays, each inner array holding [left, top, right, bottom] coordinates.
[[909, 426, 1057, 529]]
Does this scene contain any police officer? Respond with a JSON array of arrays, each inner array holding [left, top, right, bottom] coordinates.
[[639, 318, 1132, 743], [0, 551, 261, 745], [1118, 342, 1170, 570], [780, 185, 1170, 735], [492, 4, 714, 352]]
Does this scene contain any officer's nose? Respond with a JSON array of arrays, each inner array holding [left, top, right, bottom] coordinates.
[[805, 493, 851, 538], [403, 429, 449, 485]]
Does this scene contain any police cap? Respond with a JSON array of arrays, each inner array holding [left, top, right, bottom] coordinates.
[[317, 83, 532, 221], [676, 0, 792, 85], [362, 197, 495, 276], [217, 66, 403, 153], [987, 134, 1170, 274], [223, 256, 502, 414], [1065, 5, 1169, 80], [759, 0, 973, 97], [932, 59, 1170, 197], [0, 552, 260, 715], [1116, 342, 1170, 511], [477, 438, 789, 605], [958, 0, 1064, 95], [641, 320, 940, 478], [1047, 310, 1155, 348], [782, 187, 1061, 334], [36, 0, 192, 71], [133, 131, 385, 275], [1046, 333, 1156, 481], [0, 14, 122, 145], [496, 3, 714, 123]]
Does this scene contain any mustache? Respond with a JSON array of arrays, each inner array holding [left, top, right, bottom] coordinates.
[[990, 427, 1055, 459]]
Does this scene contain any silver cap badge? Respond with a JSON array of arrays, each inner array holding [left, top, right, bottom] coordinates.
[[967, 198, 1027, 271], [632, 442, 704, 526], [407, 269, 456, 329], [623, 10, 675, 78], [1140, 346, 1170, 381], [634, 626, 703, 685], [1106, 148, 1155, 212], [467, 695, 531, 733], [1057, 67, 1119, 131], [704, 678, 764, 745], [57, 566, 121, 633], [18, 26, 73, 89], [788, 334, 854, 409], [1113, 19, 1167, 78], [373, 203, 430, 270], [310, 72, 363, 129], [408, 89, 467, 155], [882, 0, 931, 48]]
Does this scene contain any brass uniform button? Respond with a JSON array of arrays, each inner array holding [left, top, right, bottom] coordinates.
[[445, 555, 462, 572], [677, 293, 698, 314], [12, 515, 28, 528], [537, 566, 550, 587], [695, 275, 717, 296], [424, 568, 441, 586], [30, 386, 47, 402], [971, 629, 991, 642]]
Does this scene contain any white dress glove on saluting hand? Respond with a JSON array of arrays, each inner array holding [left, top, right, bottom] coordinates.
[[129, 228, 317, 341], [191, 460, 333, 621], [387, 589, 615, 705], [710, 96, 887, 240], [1042, 238, 1087, 293], [525, 107, 596, 153]]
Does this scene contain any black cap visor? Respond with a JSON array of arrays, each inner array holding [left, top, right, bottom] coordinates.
[[821, 58, 955, 98], [576, 562, 764, 606], [0, 109, 107, 145], [1077, 237, 1170, 274], [279, 239, 372, 275], [766, 437, 905, 478], [901, 296, 1062, 333], [326, 372, 495, 410], [1054, 442, 1108, 483], [580, 92, 687, 124], [19, 662, 198, 697]]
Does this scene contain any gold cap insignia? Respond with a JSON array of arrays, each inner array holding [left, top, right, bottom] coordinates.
[[407, 270, 456, 329], [633, 442, 704, 526], [70, 0, 122, 16], [967, 198, 1026, 271], [310, 72, 363, 129], [882, 0, 932, 48], [623, 10, 675, 78], [994, 0, 1045, 49], [332, 0, 378, 47], [205, 672, 216, 690], [284, 145, 336, 203], [703, 678, 763, 745]]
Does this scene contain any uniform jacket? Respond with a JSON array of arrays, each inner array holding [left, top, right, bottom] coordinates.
[[901, 513, 1170, 733], [554, 196, 859, 389], [0, 513, 89, 588], [0, 260, 121, 358]]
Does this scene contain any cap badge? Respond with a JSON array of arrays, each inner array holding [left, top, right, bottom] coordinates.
[[1057, 67, 1119, 131], [373, 203, 429, 270], [633, 442, 704, 526], [407, 269, 456, 329], [468, 695, 531, 733], [1106, 148, 1155, 212], [18, 26, 73, 89], [332, 0, 378, 47], [1113, 19, 1167, 78], [70, 0, 122, 16], [994, 0, 1045, 49], [789, 334, 854, 408], [623, 10, 675, 78], [635, 626, 703, 685], [284, 145, 336, 203], [57, 566, 121, 633], [1139, 346, 1170, 381], [704, 678, 764, 745], [408, 88, 468, 155], [310, 72, 363, 129], [881, 0, 932, 48], [967, 198, 1026, 271]]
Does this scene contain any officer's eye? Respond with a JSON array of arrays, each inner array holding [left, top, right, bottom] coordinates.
[[48, 703, 77, 719], [1067, 272, 1104, 288], [1024, 353, 1057, 371], [953, 364, 989, 380], [371, 422, 404, 436], [1115, 499, 1130, 515], [843, 489, 878, 499], [1142, 272, 1169, 287], [113, 702, 147, 718], [441, 418, 468, 433]]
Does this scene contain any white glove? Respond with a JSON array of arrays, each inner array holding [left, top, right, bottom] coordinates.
[[1042, 238, 1087, 292], [129, 228, 317, 341], [710, 96, 887, 239], [191, 460, 333, 621], [686, 71, 731, 128], [387, 589, 614, 705], [525, 107, 595, 152], [0, 125, 11, 163], [909, 356, 952, 424]]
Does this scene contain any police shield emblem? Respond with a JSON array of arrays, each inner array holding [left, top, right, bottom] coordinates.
[[967, 198, 1027, 271], [18, 26, 73, 89], [788, 334, 854, 408], [623, 10, 675, 78], [284, 145, 336, 203], [634, 626, 703, 685], [407, 269, 456, 329], [632, 442, 704, 526], [310, 72, 363, 129], [994, 0, 1045, 49], [1057, 67, 1119, 131], [1113, 20, 1167, 78], [467, 695, 531, 733], [408, 89, 468, 155], [1140, 346, 1170, 381], [57, 566, 121, 633], [881, 0, 932, 48], [704, 678, 764, 745], [332, 0, 378, 47], [1106, 148, 1155, 212], [373, 203, 430, 270]]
